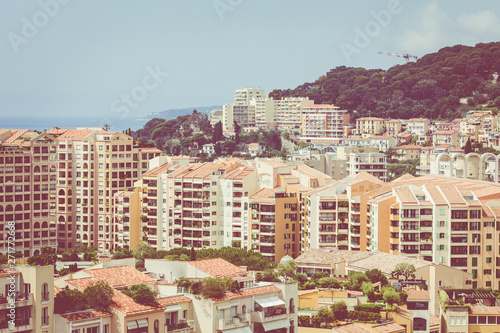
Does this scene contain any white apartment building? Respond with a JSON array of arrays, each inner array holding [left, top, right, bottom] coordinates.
[[345, 152, 387, 181], [300, 105, 347, 141], [406, 118, 430, 137], [223, 88, 265, 131]]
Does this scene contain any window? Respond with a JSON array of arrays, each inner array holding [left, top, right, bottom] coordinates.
[[183, 310, 187, 319], [154, 320, 159, 333], [484, 269, 492, 275], [486, 257, 492, 263], [439, 233, 445, 239], [41, 283, 49, 301], [104, 325, 109, 333], [86, 328, 99, 333], [486, 233, 492, 239], [472, 258, 477, 266], [439, 221, 446, 227], [439, 245, 445, 250], [42, 307, 49, 325]]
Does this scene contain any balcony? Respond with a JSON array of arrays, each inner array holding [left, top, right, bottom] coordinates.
[[0, 293, 33, 309], [251, 308, 288, 323], [166, 320, 195, 333], [0, 317, 32, 332], [216, 314, 250, 331]]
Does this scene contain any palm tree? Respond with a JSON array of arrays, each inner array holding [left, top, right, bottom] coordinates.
[[103, 124, 110, 131]]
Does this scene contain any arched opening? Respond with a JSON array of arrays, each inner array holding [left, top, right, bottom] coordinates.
[[58, 216, 65, 222], [33, 250, 40, 256], [58, 189, 65, 196], [83, 234, 88, 240], [34, 166, 40, 173], [413, 317, 427, 331], [34, 222, 40, 229], [42, 222, 48, 228], [41, 283, 49, 301], [5, 205, 13, 212], [15, 204, 23, 211]]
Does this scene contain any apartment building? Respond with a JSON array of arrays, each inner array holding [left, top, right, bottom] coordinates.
[[208, 108, 223, 126], [393, 145, 422, 161], [48, 128, 161, 252], [345, 152, 387, 181], [439, 288, 500, 333], [222, 88, 265, 131], [113, 189, 141, 250], [406, 118, 430, 137], [432, 130, 460, 147], [303, 172, 383, 253], [163, 161, 259, 250], [271, 97, 312, 129], [145, 258, 298, 333], [0, 265, 55, 333], [250, 186, 301, 262], [355, 117, 386, 137], [55, 264, 194, 333], [0, 130, 59, 256], [300, 105, 348, 141], [386, 119, 403, 136]]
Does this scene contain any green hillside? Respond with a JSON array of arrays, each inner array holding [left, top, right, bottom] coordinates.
[[269, 42, 500, 120]]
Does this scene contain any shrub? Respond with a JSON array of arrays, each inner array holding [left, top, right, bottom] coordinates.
[[121, 284, 157, 305], [353, 304, 383, 313], [311, 271, 329, 280]]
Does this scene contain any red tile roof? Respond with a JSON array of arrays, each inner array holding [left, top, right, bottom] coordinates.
[[61, 310, 111, 322], [84, 265, 157, 288], [189, 258, 251, 280], [157, 296, 191, 306], [212, 285, 281, 301], [407, 290, 429, 300]]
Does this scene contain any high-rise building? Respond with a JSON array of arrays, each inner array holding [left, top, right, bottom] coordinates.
[[0, 130, 58, 256], [300, 104, 349, 141]]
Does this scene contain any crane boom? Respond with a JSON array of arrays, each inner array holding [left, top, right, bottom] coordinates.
[[378, 51, 418, 63]]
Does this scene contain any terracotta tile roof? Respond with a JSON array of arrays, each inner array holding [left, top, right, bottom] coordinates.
[[110, 289, 165, 314], [47, 128, 69, 135], [372, 322, 406, 333], [295, 249, 372, 266], [157, 295, 191, 306], [57, 129, 95, 142], [61, 310, 111, 322], [357, 117, 385, 121], [66, 277, 97, 290], [213, 285, 281, 301], [347, 252, 431, 275], [0, 268, 19, 278], [332, 323, 372, 333], [189, 258, 251, 280], [54, 286, 63, 296], [407, 290, 429, 300], [298, 289, 317, 296], [139, 148, 162, 153], [433, 130, 458, 135], [84, 265, 157, 288], [352, 171, 384, 185], [408, 118, 428, 122], [143, 164, 176, 177]]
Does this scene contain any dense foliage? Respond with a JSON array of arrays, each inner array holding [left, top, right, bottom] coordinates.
[[54, 281, 115, 313], [270, 42, 500, 120], [121, 284, 158, 305]]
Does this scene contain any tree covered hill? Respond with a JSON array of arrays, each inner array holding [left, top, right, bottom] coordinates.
[[269, 42, 500, 120]]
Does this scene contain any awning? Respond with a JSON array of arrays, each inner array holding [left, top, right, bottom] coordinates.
[[223, 327, 252, 333], [137, 319, 148, 328], [262, 319, 290, 331], [126, 321, 138, 330], [255, 296, 286, 308], [165, 305, 182, 312]]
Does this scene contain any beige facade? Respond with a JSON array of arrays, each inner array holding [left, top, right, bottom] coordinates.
[[300, 105, 348, 141], [0, 265, 55, 333], [355, 117, 386, 137]]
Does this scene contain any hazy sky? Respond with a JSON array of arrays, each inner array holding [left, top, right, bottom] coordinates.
[[1, 0, 500, 124]]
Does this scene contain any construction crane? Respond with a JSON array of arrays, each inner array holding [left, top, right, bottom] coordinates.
[[378, 51, 418, 63]]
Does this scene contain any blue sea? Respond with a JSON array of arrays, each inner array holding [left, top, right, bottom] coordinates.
[[1, 116, 148, 132]]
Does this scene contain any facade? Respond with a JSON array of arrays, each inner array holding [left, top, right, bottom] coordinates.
[[386, 120, 403, 136], [0, 265, 55, 333], [393, 145, 422, 162], [113, 189, 141, 250], [145, 258, 298, 333], [222, 88, 265, 131], [432, 130, 460, 147], [407, 118, 430, 137], [345, 152, 387, 181], [300, 105, 348, 141], [355, 117, 386, 137], [439, 289, 500, 333]]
